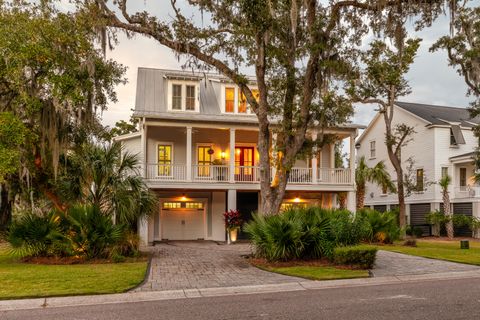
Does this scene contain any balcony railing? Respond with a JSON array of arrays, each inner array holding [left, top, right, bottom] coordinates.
[[454, 186, 480, 198], [145, 163, 351, 185]]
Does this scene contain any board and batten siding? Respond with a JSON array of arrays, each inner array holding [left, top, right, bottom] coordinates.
[[121, 135, 143, 164]]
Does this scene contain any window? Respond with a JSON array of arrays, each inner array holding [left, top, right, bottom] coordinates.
[[172, 84, 182, 110], [185, 202, 204, 209], [416, 168, 424, 191], [370, 141, 376, 158], [197, 146, 213, 177], [225, 87, 235, 113], [158, 145, 172, 176], [251, 89, 260, 102], [238, 91, 247, 113], [163, 202, 181, 209], [460, 167, 467, 188], [441, 167, 449, 178], [163, 202, 204, 210], [450, 125, 466, 146], [186, 85, 196, 111]]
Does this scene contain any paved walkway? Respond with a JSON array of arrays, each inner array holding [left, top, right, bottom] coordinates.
[[135, 241, 301, 292], [372, 250, 480, 277], [135, 242, 480, 292]]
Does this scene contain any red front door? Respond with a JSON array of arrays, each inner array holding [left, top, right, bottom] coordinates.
[[235, 147, 254, 181]]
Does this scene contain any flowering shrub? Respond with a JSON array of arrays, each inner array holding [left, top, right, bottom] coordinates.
[[224, 209, 242, 230]]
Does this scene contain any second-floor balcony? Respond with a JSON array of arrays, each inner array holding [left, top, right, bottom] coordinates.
[[145, 163, 352, 185]]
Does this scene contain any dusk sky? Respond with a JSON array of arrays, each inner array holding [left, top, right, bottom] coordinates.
[[100, 2, 472, 130]]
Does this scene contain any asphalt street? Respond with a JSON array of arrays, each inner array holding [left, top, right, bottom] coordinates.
[[3, 277, 480, 320]]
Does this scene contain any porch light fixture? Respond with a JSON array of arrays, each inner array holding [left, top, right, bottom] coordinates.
[[221, 151, 226, 160], [293, 197, 301, 203], [180, 193, 188, 201]]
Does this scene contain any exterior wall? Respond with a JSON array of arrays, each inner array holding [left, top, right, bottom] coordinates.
[[357, 106, 435, 206], [121, 136, 143, 163], [147, 126, 186, 165], [211, 192, 227, 241]]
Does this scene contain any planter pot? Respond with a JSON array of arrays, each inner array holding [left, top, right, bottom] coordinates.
[[228, 228, 239, 244]]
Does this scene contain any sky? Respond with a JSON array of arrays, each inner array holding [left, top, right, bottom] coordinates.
[[100, 3, 472, 131]]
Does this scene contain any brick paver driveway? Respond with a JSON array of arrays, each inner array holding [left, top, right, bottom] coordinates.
[[135, 241, 301, 292], [372, 250, 480, 277]]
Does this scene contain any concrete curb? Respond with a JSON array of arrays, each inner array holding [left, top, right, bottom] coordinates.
[[2, 269, 480, 312]]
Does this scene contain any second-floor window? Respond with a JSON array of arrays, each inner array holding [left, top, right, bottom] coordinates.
[[416, 168, 424, 191], [460, 167, 467, 187], [382, 184, 388, 195], [186, 85, 196, 111], [172, 84, 182, 110], [441, 167, 448, 178], [238, 91, 247, 113], [225, 87, 235, 113], [197, 146, 212, 177], [370, 141, 376, 158]]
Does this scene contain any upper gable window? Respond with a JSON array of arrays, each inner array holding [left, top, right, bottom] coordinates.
[[369, 141, 376, 159], [450, 125, 465, 146], [168, 81, 199, 112]]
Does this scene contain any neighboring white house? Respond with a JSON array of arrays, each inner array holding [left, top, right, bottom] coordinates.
[[117, 67, 364, 245], [356, 102, 480, 235]]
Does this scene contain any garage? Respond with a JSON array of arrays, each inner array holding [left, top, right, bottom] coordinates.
[[453, 202, 473, 237], [410, 203, 431, 236], [161, 201, 205, 240]]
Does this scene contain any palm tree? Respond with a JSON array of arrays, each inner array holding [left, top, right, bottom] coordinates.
[[356, 156, 396, 209], [67, 142, 158, 230], [439, 174, 454, 239]]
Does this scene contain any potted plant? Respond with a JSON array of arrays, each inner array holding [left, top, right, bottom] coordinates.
[[224, 209, 242, 244]]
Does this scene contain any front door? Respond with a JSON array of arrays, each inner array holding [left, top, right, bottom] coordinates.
[[235, 146, 254, 181]]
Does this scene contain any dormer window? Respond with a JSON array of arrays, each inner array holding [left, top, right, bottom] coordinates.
[[186, 85, 196, 111], [168, 81, 199, 112], [172, 84, 182, 110], [225, 87, 235, 113], [223, 86, 258, 114]]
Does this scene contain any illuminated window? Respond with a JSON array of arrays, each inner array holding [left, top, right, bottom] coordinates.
[[162, 202, 204, 209], [186, 85, 196, 111], [251, 89, 260, 102], [225, 87, 235, 113], [416, 169, 424, 191], [172, 84, 182, 110], [197, 146, 212, 177], [185, 202, 204, 209], [158, 145, 172, 176], [163, 202, 181, 209], [238, 91, 247, 113]]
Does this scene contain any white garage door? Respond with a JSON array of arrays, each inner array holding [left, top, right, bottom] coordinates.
[[161, 208, 205, 240]]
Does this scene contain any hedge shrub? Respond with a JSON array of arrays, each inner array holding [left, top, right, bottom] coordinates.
[[333, 246, 378, 269]]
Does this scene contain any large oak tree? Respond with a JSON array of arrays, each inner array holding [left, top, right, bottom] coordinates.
[[78, 0, 454, 214]]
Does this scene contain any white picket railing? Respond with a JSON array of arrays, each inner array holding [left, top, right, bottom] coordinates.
[[145, 163, 351, 185], [455, 186, 480, 198], [192, 165, 229, 182], [288, 167, 312, 184], [146, 164, 187, 181], [317, 168, 351, 184]]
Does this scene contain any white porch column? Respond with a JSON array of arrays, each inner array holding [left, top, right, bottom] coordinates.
[[186, 126, 192, 181], [346, 191, 356, 213], [349, 132, 356, 184], [229, 128, 236, 183], [227, 189, 237, 211], [138, 217, 149, 247], [311, 132, 318, 184]]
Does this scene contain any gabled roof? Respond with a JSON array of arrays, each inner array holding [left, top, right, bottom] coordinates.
[[395, 101, 480, 128]]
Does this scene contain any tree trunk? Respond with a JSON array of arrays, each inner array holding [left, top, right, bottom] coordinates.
[[356, 184, 365, 210], [387, 147, 406, 231], [0, 183, 12, 231], [443, 189, 454, 239]]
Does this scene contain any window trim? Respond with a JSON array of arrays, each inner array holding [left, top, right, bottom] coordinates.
[[459, 167, 467, 188], [156, 142, 174, 177], [167, 81, 200, 112]]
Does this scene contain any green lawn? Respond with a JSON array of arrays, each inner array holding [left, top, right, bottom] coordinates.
[[0, 246, 148, 300], [367, 240, 480, 266], [262, 265, 369, 281]]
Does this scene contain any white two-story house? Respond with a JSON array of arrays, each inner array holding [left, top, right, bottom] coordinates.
[[117, 68, 363, 245], [356, 102, 480, 235]]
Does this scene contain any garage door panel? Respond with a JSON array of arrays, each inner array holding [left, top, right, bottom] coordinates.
[[162, 209, 205, 240], [410, 203, 431, 236]]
